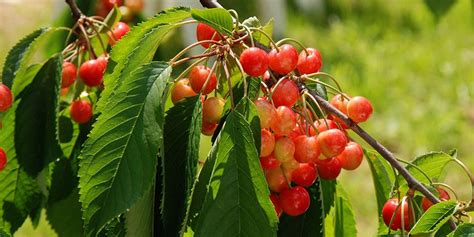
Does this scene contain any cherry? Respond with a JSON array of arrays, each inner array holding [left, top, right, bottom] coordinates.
[[294, 135, 320, 164], [297, 48, 322, 74], [102, 0, 123, 11], [0, 84, 13, 112], [317, 158, 342, 180], [336, 141, 364, 170], [188, 65, 217, 95], [330, 94, 350, 114], [271, 78, 299, 108], [201, 120, 217, 136], [346, 96, 373, 123], [270, 194, 283, 217], [61, 61, 77, 88], [280, 186, 310, 216], [260, 154, 280, 170], [171, 79, 197, 104], [109, 22, 130, 45], [292, 163, 317, 187], [281, 158, 299, 181], [268, 44, 298, 74], [79, 57, 108, 87], [421, 188, 450, 211], [261, 129, 275, 157], [271, 106, 296, 136], [70, 99, 93, 124], [266, 168, 289, 193], [0, 147, 7, 171], [202, 97, 225, 124], [273, 137, 295, 163], [288, 125, 303, 141], [313, 119, 338, 134], [317, 129, 348, 158], [382, 198, 413, 231], [125, 0, 144, 13], [239, 47, 269, 77], [196, 23, 220, 48], [254, 98, 277, 129]]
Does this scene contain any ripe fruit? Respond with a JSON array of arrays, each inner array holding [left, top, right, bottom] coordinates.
[[317, 158, 342, 180], [268, 44, 298, 74], [0, 147, 7, 171], [125, 0, 144, 13], [0, 84, 13, 112], [61, 61, 77, 88], [330, 94, 350, 114], [239, 47, 269, 77], [266, 168, 289, 193], [202, 97, 225, 124], [201, 121, 217, 136], [273, 137, 295, 163], [271, 106, 297, 136], [270, 194, 283, 217], [346, 96, 373, 123], [189, 65, 217, 95], [196, 23, 220, 48], [254, 98, 277, 129], [109, 22, 130, 45], [421, 188, 450, 211], [79, 57, 108, 87], [382, 198, 413, 231], [261, 129, 275, 157], [292, 163, 317, 187], [171, 79, 197, 104], [271, 78, 299, 108], [70, 99, 93, 124], [313, 119, 338, 134], [102, 0, 123, 11], [294, 135, 320, 164], [297, 48, 322, 74], [280, 186, 310, 216], [336, 141, 364, 170], [317, 129, 348, 158], [260, 155, 280, 170]]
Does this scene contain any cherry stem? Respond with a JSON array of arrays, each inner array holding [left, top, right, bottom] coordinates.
[[172, 52, 219, 67], [452, 158, 474, 204], [248, 27, 279, 51], [222, 58, 235, 109], [305, 72, 345, 97], [86, 19, 108, 56], [395, 158, 433, 185], [275, 38, 309, 55], [227, 49, 248, 98], [241, 25, 255, 47], [302, 76, 345, 95], [170, 40, 222, 64], [432, 182, 459, 201], [78, 23, 96, 59], [173, 57, 207, 82], [200, 60, 218, 95]]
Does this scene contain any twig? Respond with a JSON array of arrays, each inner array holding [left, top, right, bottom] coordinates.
[[65, 0, 84, 21]]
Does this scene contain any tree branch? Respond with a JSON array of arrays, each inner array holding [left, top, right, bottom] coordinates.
[[65, 0, 84, 21], [200, 0, 223, 8]]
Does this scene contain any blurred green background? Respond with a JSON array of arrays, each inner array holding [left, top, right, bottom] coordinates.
[[1, 0, 473, 236]]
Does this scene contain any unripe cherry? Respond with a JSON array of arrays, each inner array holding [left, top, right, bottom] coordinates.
[[273, 137, 295, 163], [171, 79, 197, 104], [317, 129, 348, 158], [109, 22, 130, 45], [317, 158, 342, 180], [196, 23, 220, 48], [292, 163, 317, 187], [294, 135, 320, 164], [260, 154, 280, 170], [266, 167, 289, 193], [189, 65, 217, 95], [261, 129, 275, 157], [268, 44, 298, 74], [297, 48, 322, 74], [70, 99, 93, 124], [0, 147, 7, 171], [79, 57, 108, 87], [280, 186, 310, 216], [201, 120, 217, 136], [271, 78, 299, 108], [239, 47, 269, 77], [61, 61, 77, 88], [421, 188, 450, 211], [202, 97, 225, 124], [0, 84, 13, 112], [382, 198, 413, 231], [346, 96, 373, 123], [270, 194, 283, 217], [271, 106, 296, 136], [254, 98, 277, 129], [336, 141, 364, 170]]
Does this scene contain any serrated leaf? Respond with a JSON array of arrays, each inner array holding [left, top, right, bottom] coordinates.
[[58, 115, 80, 158], [191, 8, 234, 35], [410, 200, 457, 235], [278, 180, 324, 236], [334, 182, 357, 237], [100, 6, 122, 33], [125, 186, 154, 237], [162, 95, 202, 236], [46, 188, 84, 237], [398, 152, 453, 187], [235, 98, 261, 155], [448, 223, 474, 236], [365, 150, 394, 213], [15, 55, 62, 175], [247, 77, 262, 100], [194, 111, 278, 236], [78, 62, 171, 236], [98, 216, 126, 237]]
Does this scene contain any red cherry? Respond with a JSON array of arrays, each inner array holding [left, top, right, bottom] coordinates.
[[317, 129, 348, 158], [273, 137, 295, 163], [239, 47, 269, 77], [421, 188, 451, 211], [268, 44, 298, 74], [317, 158, 342, 180], [102, 0, 123, 11], [0, 84, 13, 112], [312, 119, 338, 134], [171, 79, 197, 104], [254, 98, 277, 129], [288, 125, 303, 141], [336, 141, 364, 170], [294, 135, 320, 164], [280, 186, 310, 216], [196, 23, 220, 48], [297, 48, 322, 74], [271, 78, 299, 108], [61, 61, 77, 88], [347, 96, 373, 123], [260, 154, 281, 170], [70, 99, 93, 124], [188, 65, 217, 95], [202, 97, 225, 124], [201, 120, 217, 136], [271, 106, 297, 136], [261, 129, 275, 157], [292, 163, 317, 187], [330, 94, 350, 114], [266, 168, 289, 193], [382, 198, 413, 231], [109, 22, 130, 45], [79, 58, 108, 87], [0, 147, 7, 171], [270, 194, 283, 217]]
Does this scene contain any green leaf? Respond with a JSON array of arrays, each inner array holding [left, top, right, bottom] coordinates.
[[98, 216, 126, 237], [334, 182, 357, 237], [58, 115, 80, 158], [46, 188, 84, 237], [365, 150, 394, 213], [96, 7, 191, 112], [194, 111, 278, 236], [278, 180, 324, 236], [162, 95, 202, 235], [448, 223, 474, 236], [424, 0, 457, 21], [253, 19, 274, 47], [100, 6, 122, 33], [320, 179, 336, 217], [15, 55, 62, 175], [125, 187, 154, 237], [49, 158, 77, 204], [410, 200, 457, 235], [191, 8, 234, 35], [247, 77, 262, 100], [398, 152, 453, 187], [78, 62, 171, 236], [235, 98, 261, 155]]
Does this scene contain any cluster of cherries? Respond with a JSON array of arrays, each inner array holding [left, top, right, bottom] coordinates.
[[63, 21, 130, 125], [95, 0, 144, 19]]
